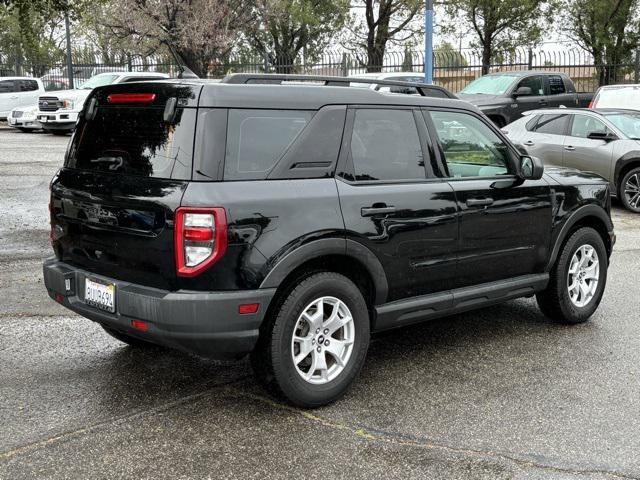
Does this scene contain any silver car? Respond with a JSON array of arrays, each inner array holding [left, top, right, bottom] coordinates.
[[505, 108, 640, 212]]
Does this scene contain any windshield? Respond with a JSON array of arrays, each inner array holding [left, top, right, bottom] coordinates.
[[605, 112, 640, 140], [460, 75, 517, 95], [79, 74, 119, 90], [594, 86, 640, 109]]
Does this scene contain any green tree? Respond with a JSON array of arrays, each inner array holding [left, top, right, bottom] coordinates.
[[561, 0, 640, 85], [434, 41, 468, 69], [346, 0, 424, 72], [248, 0, 349, 74], [444, 0, 552, 74]]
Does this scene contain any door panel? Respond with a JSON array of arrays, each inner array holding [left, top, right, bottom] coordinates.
[[337, 180, 458, 300], [448, 179, 553, 287], [564, 114, 615, 179], [512, 75, 547, 118], [521, 113, 570, 167]]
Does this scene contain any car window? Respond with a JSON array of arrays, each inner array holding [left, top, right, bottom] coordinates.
[[594, 86, 640, 109], [224, 109, 313, 181], [570, 115, 609, 138], [548, 76, 566, 95], [533, 114, 569, 135], [120, 76, 165, 83], [604, 112, 640, 139], [349, 109, 425, 182], [430, 110, 511, 178], [0, 80, 17, 93], [517, 76, 544, 96]]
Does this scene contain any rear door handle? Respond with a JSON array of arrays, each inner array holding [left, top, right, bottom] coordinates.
[[466, 198, 494, 207], [564, 146, 576, 151], [523, 141, 535, 147], [361, 205, 397, 217]]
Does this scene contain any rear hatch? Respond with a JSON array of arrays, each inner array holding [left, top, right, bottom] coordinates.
[[50, 82, 202, 290]]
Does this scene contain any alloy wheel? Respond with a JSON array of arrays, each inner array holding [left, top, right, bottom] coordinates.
[[567, 244, 600, 308]]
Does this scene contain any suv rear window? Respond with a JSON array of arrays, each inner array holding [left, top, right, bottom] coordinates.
[[224, 109, 313, 180], [67, 106, 196, 180]]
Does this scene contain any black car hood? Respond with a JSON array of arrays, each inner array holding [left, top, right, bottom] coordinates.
[[544, 166, 608, 185], [457, 93, 510, 106]]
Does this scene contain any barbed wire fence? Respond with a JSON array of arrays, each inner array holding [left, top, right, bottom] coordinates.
[[2, 46, 639, 93]]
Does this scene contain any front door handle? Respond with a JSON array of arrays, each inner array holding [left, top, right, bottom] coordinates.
[[564, 145, 576, 151], [466, 198, 494, 207], [361, 205, 397, 217], [523, 141, 535, 147]]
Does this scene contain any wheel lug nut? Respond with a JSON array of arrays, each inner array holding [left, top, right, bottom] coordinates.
[[323, 329, 329, 334], [316, 328, 320, 334], [324, 340, 330, 346], [312, 339, 315, 344], [317, 346, 321, 353]]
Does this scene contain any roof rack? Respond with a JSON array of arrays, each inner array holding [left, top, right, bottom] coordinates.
[[220, 73, 456, 99]]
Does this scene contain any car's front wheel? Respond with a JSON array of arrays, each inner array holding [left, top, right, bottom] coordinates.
[[537, 227, 607, 324], [620, 167, 640, 213], [251, 272, 370, 408]]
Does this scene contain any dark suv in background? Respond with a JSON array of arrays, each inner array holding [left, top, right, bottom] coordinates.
[[44, 74, 614, 407]]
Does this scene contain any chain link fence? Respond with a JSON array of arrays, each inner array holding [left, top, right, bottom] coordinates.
[[3, 47, 640, 93]]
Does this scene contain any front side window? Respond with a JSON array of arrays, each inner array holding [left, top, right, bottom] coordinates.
[[570, 115, 609, 138], [224, 109, 313, 180], [604, 112, 640, 139], [350, 109, 425, 181], [534, 114, 569, 135], [517, 76, 545, 96], [430, 110, 511, 178]]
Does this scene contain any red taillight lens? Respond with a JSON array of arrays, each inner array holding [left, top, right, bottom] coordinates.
[[174, 207, 227, 277], [238, 303, 260, 315], [131, 320, 148, 331], [107, 93, 156, 104]]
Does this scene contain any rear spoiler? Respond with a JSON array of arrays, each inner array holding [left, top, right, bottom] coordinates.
[[220, 73, 456, 99]]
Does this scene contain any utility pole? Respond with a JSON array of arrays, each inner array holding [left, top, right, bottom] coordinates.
[[424, 0, 434, 84], [64, 11, 74, 89]]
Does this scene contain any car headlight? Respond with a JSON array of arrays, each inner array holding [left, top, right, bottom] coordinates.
[[62, 99, 74, 110]]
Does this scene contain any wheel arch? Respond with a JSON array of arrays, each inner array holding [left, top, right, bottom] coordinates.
[[613, 153, 640, 195], [546, 205, 614, 271]]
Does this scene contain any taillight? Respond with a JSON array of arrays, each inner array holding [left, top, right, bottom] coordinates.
[[107, 93, 156, 104], [587, 100, 593, 109], [174, 207, 227, 277]]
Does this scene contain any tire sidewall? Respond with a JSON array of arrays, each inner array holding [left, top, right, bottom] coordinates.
[[270, 274, 370, 407], [620, 167, 640, 213], [556, 229, 608, 322]]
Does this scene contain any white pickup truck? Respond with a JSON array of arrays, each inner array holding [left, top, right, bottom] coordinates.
[[36, 71, 169, 134]]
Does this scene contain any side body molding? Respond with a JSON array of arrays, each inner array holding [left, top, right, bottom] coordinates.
[[259, 238, 389, 305]]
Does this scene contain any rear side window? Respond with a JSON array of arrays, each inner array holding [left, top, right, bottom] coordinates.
[[350, 109, 425, 181], [0, 80, 17, 93], [224, 109, 313, 180], [20, 80, 39, 91], [67, 106, 196, 180], [548, 76, 566, 95], [533, 114, 569, 135]]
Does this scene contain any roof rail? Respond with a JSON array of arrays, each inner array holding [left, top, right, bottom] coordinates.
[[220, 73, 456, 99]]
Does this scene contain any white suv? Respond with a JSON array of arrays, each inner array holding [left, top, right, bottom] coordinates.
[[0, 77, 44, 120], [36, 71, 169, 134]]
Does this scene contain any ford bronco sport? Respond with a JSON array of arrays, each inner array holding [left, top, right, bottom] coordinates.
[[44, 74, 615, 407]]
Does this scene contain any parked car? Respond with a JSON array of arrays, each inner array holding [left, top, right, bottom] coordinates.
[[36, 71, 169, 134], [44, 74, 614, 407], [458, 71, 593, 127], [0, 77, 44, 120], [7, 104, 41, 131], [591, 84, 640, 110], [504, 108, 640, 212]]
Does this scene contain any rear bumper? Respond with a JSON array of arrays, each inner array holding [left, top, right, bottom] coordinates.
[[43, 258, 275, 359]]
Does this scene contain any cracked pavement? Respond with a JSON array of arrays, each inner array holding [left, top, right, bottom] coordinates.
[[1, 126, 640, 479]]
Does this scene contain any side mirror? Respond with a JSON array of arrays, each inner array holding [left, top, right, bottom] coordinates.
[[518, 155, 544, 181], [587, 130, 617, 142], [513, 86, 533, 97]]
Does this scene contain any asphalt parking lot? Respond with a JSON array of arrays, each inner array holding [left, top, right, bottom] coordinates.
[[1, 124, 639, 480]]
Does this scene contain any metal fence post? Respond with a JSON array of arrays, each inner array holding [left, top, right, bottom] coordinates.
[[635, 48, 640, 83], [341, 53, 348, 77], [127, 54, 132, 72], [263, 52, 269, 73], [528, 47, 533, 70], [64, 12, 74, 89]]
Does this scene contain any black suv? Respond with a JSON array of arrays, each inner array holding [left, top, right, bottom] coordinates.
[[44, 74, 615, 407]]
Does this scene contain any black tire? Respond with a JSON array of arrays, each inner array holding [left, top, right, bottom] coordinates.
[[101, 325, 160, 349], [250, 272, 370, 408], [620, 167, 640, 213], [49, 130, 70, 136], [536, 227, 607, 324]]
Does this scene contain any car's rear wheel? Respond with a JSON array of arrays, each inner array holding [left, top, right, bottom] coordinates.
[[620, 167, 640, 213], [536, 227, 607, 324], [251, 272, 370, 408]]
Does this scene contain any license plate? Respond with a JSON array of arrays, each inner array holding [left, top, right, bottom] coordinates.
[[84, 278, 116, 313], [38, 116, 48, 123], [8, 118, 15, 125]]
